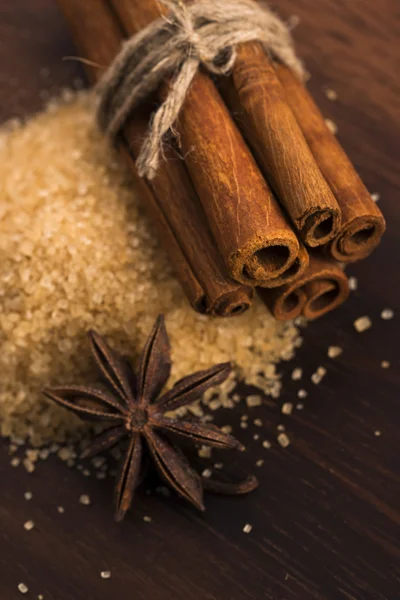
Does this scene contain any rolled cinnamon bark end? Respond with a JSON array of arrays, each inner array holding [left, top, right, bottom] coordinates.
[[258, 284, 307, 321], [262, 244, 309, 289], [274, 62, 386, 262], [211, 287, 253, 318], [259, 253, 349, 321], [220, 42, 341, 248], [330, 215, 386, 263], [233, 233, 300, 287], [303, 270, 349, 320]]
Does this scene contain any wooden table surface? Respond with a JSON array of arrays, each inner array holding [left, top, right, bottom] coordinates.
[[0, 1, 399, 599]]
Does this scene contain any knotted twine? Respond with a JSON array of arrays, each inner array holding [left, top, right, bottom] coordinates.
[[97, 0, 305, 180]]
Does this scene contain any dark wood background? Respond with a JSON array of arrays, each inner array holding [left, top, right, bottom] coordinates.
[[0, 1, 399, 599]]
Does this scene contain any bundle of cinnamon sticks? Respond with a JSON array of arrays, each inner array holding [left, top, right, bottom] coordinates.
[[57, 0, 385, 321]]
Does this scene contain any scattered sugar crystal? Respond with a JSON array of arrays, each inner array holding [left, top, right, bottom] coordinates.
[[214, 463, 223, 469], [246, 395, 262, 407], [79, 494, 91, 506], [92, 456, 106, 468], [243, 523, 252, 534], [381, 360, 390, 369], [381, 308, 394, 320], [282, 402, 293, 415], [371, 193, 380, 202], [354, 316, 372, 333], [23, 459, 35, 473], [11, 457, 21, 467], [348, 277, 358, 291], [18, 583, 29, 594], [256, 459, 264, 467], [57, 447, 76, 462], [325, 118, 338, 134], [240, 422, 248, 429], [328, 346, 342, 358], [277, 424, 285, 432], [202, 468, 212, 479], [277, 433, 290, 448], [24, 491, 33, 501], [100, 571, 111, 579], [209, 399, 221, 411], [83, 469, 91, 477], [297, 389, 308, 399], [198, 445, 212, 459], [262, 440, 271, 449], [253, 434, 260, 441], [254, 418, 263, 427], [57, 506, 65, 514], [296, 403, 304, 410], [24, 520, 35, 531], [374, 430, 381, 437], [311, 367, 327, 384], [291, 368, 302, 381], [143, 516, 152, 523], [325, 88, 338, 101]]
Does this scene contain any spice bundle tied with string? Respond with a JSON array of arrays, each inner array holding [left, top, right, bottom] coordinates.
[[57, 0, 385, 322]]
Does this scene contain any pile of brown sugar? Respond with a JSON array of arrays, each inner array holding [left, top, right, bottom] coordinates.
[[0, 92, 301, 447]]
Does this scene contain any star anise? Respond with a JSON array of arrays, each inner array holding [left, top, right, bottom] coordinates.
[[44, 315, 254, 521]]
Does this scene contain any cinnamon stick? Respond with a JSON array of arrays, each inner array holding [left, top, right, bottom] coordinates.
[[56, 0, 253, 317], [124, 156, 207, 313], [259, 252, 349, 321], [107, 0, 304, 288], [219, 41, 341, 247], [274, 62, 386, 263]]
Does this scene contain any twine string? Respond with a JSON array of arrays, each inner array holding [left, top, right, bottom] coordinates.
[[97, 0, 304, 179]]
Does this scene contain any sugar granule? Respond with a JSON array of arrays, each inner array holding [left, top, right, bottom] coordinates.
[[0, 92, 300, 446], [281, 402, 293, 415], [243, 523, 252, 534], [325, 118, 338, 134], [354, 316, 372, 333], [23, 520, 35, 531], [143, 516, 152, 523], [277, 433, 290, 448], [101, 571, 111, 579], [348, 277, 358, 291], [311, 366, 327, 385], [79, 494, 91, 506], [18, 583, 29, 594], [328, 346, 342, 359], [324, 88, 338, 101], [381, 308, 394, 320], [291, 368, 302, 381]]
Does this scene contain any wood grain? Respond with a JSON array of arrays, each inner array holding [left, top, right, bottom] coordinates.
[[0, 1, 399, 599]]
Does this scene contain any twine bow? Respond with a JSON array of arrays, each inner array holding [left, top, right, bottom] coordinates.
[[97, 0, 304, 179]]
